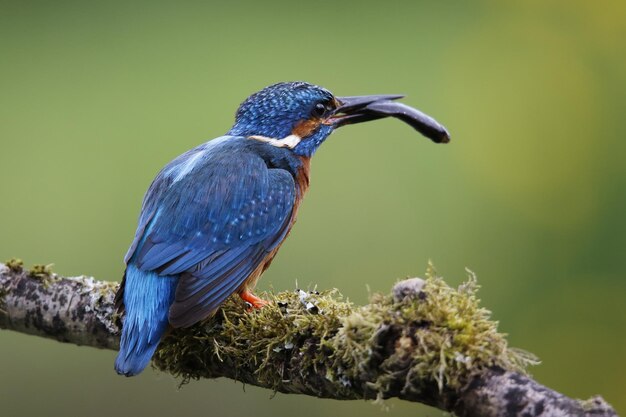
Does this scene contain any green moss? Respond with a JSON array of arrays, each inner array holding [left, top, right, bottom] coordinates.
[[97, 280, 119, 298], [334, 267, 538, 395], [155, 289, 354, 387], [28, 263, 55, 287], [29, 263, 53, 277], [578, 397, 610, 413], [153, 267, 538, 398], [5, 258, 23, 273]]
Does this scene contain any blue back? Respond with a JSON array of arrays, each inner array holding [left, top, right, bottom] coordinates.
[[124, 136, 304, 327]]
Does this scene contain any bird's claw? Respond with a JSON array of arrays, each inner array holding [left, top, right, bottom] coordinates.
[[240, 290, 269, 310]]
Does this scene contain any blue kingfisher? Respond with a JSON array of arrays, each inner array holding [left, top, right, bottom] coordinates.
[[114, 81, 450, 376]]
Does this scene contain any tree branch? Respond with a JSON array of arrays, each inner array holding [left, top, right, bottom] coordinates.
[[0, 261, 618, 417]]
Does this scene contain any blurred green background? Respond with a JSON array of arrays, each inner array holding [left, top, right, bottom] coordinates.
[[1, 1, 624, 416]]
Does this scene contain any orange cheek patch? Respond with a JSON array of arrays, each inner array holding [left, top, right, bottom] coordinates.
[[292, 118, 321, 138]]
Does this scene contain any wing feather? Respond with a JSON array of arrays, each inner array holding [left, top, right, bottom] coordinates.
[[124, 137, 297, 327]]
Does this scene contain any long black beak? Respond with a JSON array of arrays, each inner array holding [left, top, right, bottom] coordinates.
[[332, 94, 450, 144]]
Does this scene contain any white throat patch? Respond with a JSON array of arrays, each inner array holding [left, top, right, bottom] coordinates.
[[248, 134, 301, 149]]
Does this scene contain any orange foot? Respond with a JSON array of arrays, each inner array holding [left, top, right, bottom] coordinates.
[[240, 290, 269, 310]]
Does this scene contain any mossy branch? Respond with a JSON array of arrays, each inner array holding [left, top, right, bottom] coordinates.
[[0, 260, 618, 417]]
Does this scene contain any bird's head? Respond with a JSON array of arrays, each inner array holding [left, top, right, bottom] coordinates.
[[228, 81, 450, 158]]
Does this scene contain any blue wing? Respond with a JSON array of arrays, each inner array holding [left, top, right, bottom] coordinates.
[[125, 136, 296, 327]]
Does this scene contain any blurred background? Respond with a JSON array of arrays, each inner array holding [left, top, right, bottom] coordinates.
[[1, 1, 624, 416]]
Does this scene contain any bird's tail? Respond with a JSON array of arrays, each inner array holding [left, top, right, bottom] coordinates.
[[114, 264, 178, 376]]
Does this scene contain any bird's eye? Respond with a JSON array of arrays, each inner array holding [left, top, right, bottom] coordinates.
[[312, 102, 328, 118]]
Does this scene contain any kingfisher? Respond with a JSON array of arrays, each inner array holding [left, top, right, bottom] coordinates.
[[114, 81, 450, 376]]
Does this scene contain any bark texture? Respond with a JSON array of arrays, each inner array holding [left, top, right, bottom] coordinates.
[[0, 262, 119, 349], [0, 261, 618, 417]]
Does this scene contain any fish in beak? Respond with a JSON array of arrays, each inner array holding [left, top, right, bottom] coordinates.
[[331, 94, 450, 144]]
